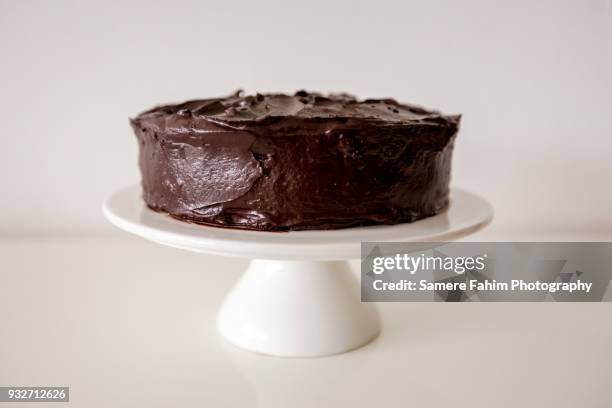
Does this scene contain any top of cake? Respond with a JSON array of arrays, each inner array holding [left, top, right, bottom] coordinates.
[[132, 90, 460, 130]]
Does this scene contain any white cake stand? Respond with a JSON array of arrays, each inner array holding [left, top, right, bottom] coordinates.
[[103, 185, 492, 357]]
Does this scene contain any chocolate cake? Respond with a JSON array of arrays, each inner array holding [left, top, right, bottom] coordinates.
[[130, 91, 460, 231]]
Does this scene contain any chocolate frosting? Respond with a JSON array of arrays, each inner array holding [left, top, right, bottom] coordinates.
[[131, 91, 460, 231]]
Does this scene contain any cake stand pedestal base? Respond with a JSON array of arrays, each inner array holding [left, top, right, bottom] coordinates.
[[217, 260, 380, 357]]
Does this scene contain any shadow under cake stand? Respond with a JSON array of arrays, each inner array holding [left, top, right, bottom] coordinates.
[[103, 186, 493, 357]]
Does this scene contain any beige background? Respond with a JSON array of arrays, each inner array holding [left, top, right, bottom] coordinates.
[[1, 0, 611, 238]]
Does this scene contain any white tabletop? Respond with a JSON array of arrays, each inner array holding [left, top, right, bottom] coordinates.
[[1, 236, 611, 407]]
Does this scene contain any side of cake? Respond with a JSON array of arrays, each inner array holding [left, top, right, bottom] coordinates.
[[130, 91, 460, 231]]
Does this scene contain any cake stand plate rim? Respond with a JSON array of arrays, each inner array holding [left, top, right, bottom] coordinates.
[[102, 185, 493, 260]]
